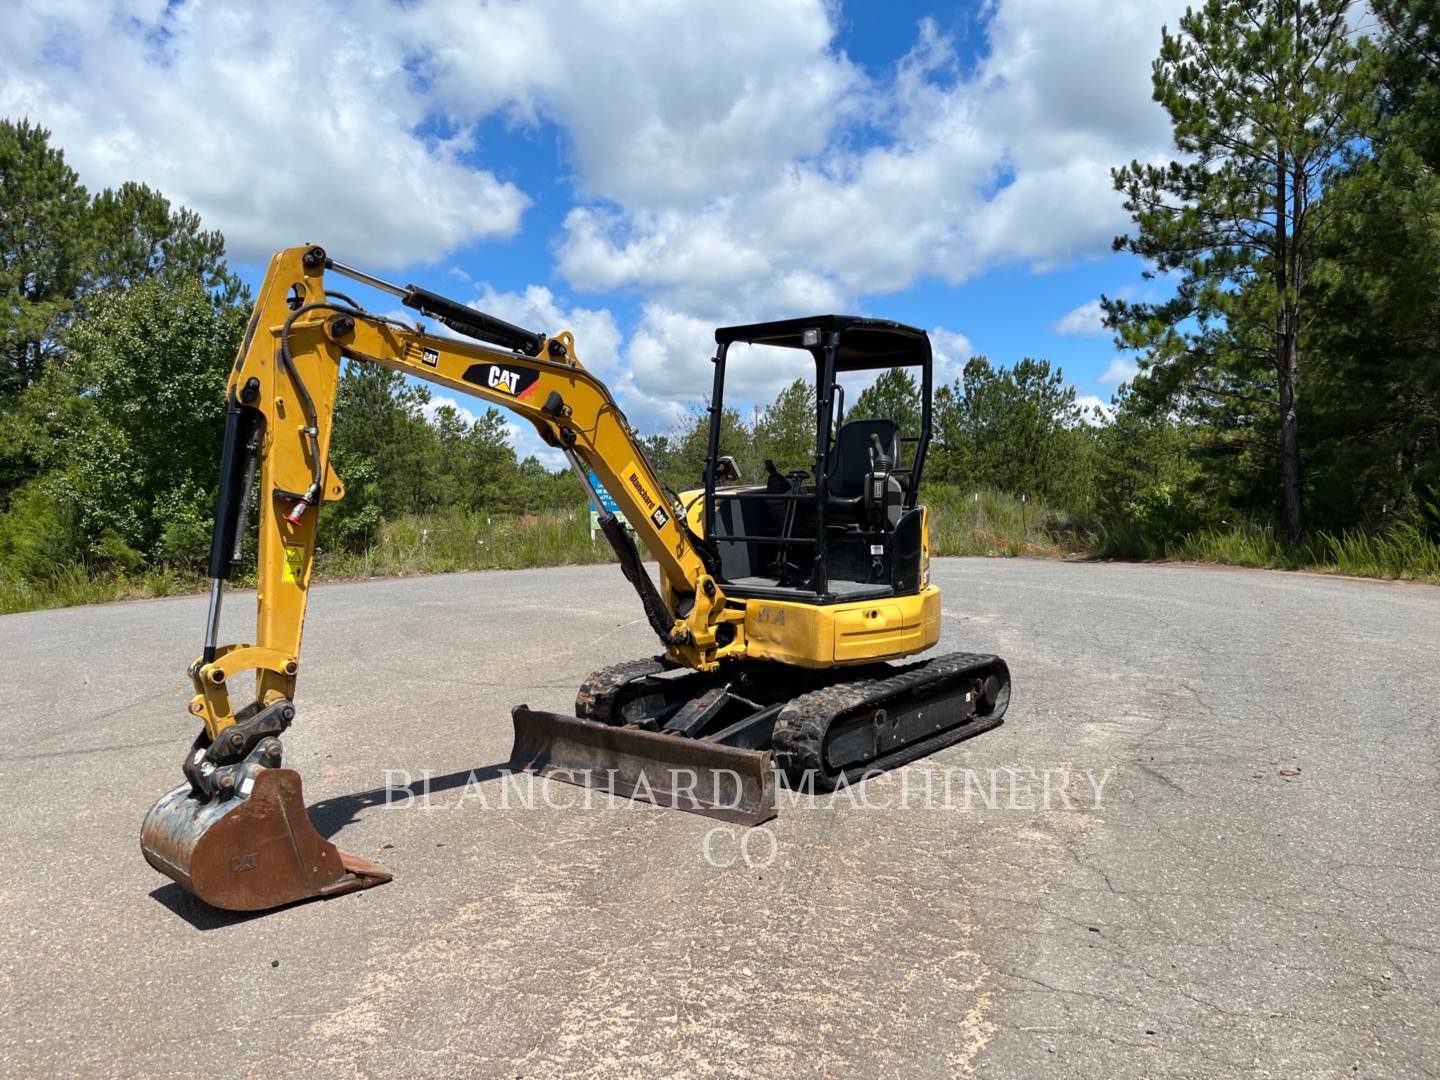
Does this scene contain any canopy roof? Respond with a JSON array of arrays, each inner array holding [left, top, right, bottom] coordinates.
[[714, 315, 931, 372]]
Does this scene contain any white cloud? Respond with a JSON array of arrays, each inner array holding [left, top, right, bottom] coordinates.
[[930, 326, 975, 387], [1074, 394, 1114, 423], [3, 0, 1188, 443], [554, 2, 1186, 311], [1098, 357, 1139, 386], [469, 285, 623, 376], [414, 0, 863, 208], [1052, 299, 1107, 337], [612, 305, 804, 435], [4, 0, 1184, 303], [0, 0, 529, 268], [613, 312, 976, 439]]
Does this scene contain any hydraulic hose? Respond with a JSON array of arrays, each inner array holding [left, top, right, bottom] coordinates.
[[276, 300, 415, 524]]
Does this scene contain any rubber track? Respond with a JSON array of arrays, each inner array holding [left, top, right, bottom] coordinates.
[[574, 656, 673, 721], [771, 651, 1008, 788]]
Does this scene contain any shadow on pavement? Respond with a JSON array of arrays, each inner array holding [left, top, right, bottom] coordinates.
[[148, 882, 278, 930], [306, 763, 511, 839]]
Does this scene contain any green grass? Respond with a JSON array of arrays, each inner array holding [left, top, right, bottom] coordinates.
[[0, 564, 204, 615], [924, 486, 1088, 558], [3, 502, 1436, 615], [0, 511, 617, 615], [316, 511, 616, 578], [1102, 519, 1440, 583], [1318, 523, 1440, 579]]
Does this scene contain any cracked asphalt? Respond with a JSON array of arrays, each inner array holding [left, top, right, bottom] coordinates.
[[0, 558, 1436, 1078]]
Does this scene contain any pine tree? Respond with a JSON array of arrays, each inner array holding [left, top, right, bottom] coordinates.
[[756, 378, 816, 474], [947, 357, 1081, 499], [1303, 0, 1440, 532], [0, 119, 91, 396], [1106, 0, 1369, 542], [849, 367, 921, 442], [88, 181, 244, 304]]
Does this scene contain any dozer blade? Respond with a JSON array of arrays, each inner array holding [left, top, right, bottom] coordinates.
[[140, 768, 391, 912], [510, 706, 778, 826]]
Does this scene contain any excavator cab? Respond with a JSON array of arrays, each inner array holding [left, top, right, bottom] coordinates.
[[697, 316, 933, 603]]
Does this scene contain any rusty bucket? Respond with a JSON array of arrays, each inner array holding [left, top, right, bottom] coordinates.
[[141, 768, 390, 912]]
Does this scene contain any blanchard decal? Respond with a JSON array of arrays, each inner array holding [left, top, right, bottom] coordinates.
[[623, 460, 668, 532], [421, 347, 439, 368], [462, 363, 540, 400]]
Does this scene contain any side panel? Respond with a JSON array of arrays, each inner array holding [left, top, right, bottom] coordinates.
[[917, 583, 942, 645], [892, 506, 924, 593], [833, 603, 906, 662], [741, 586, 941, 667], [743, 600, 834, 667]]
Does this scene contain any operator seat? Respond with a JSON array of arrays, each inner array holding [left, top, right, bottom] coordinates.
[[826, 419, 902, 525]]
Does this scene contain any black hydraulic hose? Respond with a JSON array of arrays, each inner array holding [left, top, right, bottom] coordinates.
[[598, 514, 691, 647], [276, 301, 418, 523], [277, 303, 331, 521], [323, 289, 363, 309]]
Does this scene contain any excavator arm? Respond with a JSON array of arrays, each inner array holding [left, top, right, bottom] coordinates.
[[199, 244, 731, 745], [141, 245, 747, 910]]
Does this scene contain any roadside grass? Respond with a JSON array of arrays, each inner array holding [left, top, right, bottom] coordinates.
[[1097, 519, 1440, 583], [0, 512, 617, 615], [0, 564, 203, 615], [924, 486, 1087, 557], [2, 500, 1436, 615], [317, 511, 614, 578]]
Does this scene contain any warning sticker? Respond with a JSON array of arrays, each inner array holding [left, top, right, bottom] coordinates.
[[282, 545, 305, 584]]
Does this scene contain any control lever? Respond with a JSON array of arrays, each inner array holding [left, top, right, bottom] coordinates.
[[869, 433, 893, 471], [764, 458, 788, 494]]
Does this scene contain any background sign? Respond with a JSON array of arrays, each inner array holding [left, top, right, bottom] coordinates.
[[586, 470, 630, 538], [587, 470, 621, 514]]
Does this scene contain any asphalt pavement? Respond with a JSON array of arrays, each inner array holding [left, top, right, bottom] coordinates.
[[0, 558, 1436, 1078]]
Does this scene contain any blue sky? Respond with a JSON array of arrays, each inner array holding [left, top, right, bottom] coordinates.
[[4, 0, 1186, 460]]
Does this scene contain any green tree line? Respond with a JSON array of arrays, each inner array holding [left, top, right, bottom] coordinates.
[[0, 119, 585, 585], [1, 0, 1439, 608]]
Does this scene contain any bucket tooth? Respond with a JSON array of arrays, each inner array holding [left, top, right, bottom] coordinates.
[[510, 706, 778, 826], [140, 767, 390, 912]]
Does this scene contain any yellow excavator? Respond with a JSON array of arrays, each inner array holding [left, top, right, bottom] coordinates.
[[140, 245, 1010, 912]]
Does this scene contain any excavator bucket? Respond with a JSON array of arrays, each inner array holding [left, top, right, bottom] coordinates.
[[140, 768, 391, 912], [510, 706, 778, 825]]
